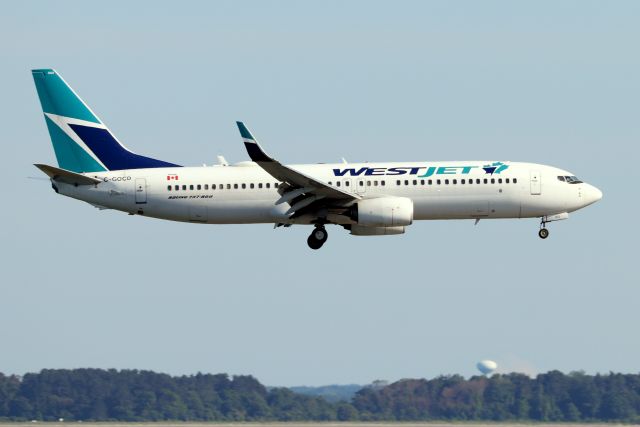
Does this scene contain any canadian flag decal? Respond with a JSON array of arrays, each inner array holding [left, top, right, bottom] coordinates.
[[167, 174, 179, 181]]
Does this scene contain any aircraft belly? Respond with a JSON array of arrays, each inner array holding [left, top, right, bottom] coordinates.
[[59, 183, 134, 212], [206, 200, 283, 224], [413, 193, 522, 220], [520, 197, 566, 218], [413, 195, 488, 220]]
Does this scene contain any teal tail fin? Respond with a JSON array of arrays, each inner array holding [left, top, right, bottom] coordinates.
[[32, 69, 180, 173]]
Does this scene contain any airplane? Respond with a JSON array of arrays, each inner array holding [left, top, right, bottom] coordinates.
[[32, 69, 602, 250]]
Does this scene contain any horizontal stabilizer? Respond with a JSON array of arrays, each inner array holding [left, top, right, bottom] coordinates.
[[34, 163, 102, 185]]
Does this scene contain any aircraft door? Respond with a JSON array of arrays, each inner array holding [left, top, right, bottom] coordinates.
[[530, 171, 541, 195], [135, 178, 147, 204], [355, 178, 367, 195]]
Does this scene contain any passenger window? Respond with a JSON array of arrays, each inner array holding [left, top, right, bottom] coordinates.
[[396, 180, 401, 185], [182, 185, 187, 190], [167, 185, 171, 191], [374, 180, 378, 186], [428, 180, 433, 185], [381, 180, 386, 186], [412, 180, 417, 185], [505, 179, 509, 184], [461, 179, 465, 184], [175, 185, 179, 190], [367, 180, 371, 186], [250, 183, 254, 189], [437, 179, 441, 185], [498, 178, 502, 184], [204, 184, 209, 190], [212, 184, 216, 190], [445, 179, 449, 185], [345, 181, 350, 186], [404, 180, 409, 185], [197, 184, 201, 190], [190, 185, 194, 190], [359, 181, 364, 186], [328, 181, 332, 185], [513, 178, 518, 184], [453, 179, 457, 185], [266, 183, 270, 189], [258, 183, 263, 189], [468, 179, 472, 185], [275, 182, 279, 188], [337, 181, 341, 187], [226, 184, 231, 189], [241, 183, 246, 189], [420, 179, 425, 185], [476, 179, 480, 184]]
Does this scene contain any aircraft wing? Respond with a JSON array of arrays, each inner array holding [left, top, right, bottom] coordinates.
[[236, 122, 358, 217]]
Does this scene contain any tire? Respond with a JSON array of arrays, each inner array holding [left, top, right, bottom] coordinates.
[[313, 227, 328, 243], [307, 235, 322, 250], [538, 228, 549, 239]]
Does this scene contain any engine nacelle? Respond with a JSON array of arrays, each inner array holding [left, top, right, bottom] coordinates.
[[351, 197, 413, 227], [350, 225, 406, 236]]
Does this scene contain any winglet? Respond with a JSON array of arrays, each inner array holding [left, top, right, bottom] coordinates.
[[236, 121, 271, 162], [236, 121, 255, 141]]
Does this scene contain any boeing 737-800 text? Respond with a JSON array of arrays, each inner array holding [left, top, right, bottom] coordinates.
[[32, 69, 602, 249]]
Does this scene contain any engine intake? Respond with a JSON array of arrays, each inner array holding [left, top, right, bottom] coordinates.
[[350, 197, 413, 227]]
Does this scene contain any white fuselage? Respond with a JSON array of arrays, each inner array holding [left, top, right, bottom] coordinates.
[[53, 160, 602, 226]]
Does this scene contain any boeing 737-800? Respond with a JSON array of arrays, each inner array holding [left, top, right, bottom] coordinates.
[[32, 69, 602, 249]]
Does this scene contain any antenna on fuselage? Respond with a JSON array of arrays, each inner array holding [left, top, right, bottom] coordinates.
[[217, 155, 229, 166]]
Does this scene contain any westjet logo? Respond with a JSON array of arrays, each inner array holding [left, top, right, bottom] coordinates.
[[332, 163, 509, 177]]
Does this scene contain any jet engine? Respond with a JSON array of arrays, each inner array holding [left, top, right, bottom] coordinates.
[[350, 197, 413, 227]]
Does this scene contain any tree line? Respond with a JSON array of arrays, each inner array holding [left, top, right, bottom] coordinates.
[[1, 369, 639, 422]]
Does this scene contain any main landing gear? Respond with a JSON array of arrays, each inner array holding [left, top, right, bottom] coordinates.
[[539, 218, 550, 239], [307, 225, 328, 250]]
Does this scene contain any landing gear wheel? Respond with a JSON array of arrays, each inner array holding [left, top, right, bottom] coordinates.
[[313, 227, 328, 243], [538, 228, 549, 239], [307, 226, 328, 250], [307, 235, 322, 250]]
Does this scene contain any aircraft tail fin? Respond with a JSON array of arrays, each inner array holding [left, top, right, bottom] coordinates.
[[31, 69, 180, 173]]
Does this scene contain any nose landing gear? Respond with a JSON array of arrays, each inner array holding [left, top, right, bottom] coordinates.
[[307, 225, 328, 250], [539, 218, 549, 239]]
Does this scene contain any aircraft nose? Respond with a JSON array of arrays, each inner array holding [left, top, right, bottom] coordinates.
[[584, 184, 603, 206]]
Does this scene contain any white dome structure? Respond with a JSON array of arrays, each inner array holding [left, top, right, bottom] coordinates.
[[476, 360, 498, 375]]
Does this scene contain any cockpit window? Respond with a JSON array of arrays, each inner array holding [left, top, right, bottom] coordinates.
[[564, 175, 583, 184], [557, 176, 565, 182]]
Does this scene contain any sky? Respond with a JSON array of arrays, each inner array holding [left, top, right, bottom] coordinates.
[[0, 1, 638, 387]]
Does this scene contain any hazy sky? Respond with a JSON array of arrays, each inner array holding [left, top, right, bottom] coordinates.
[[1, 1, 638, 387]]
